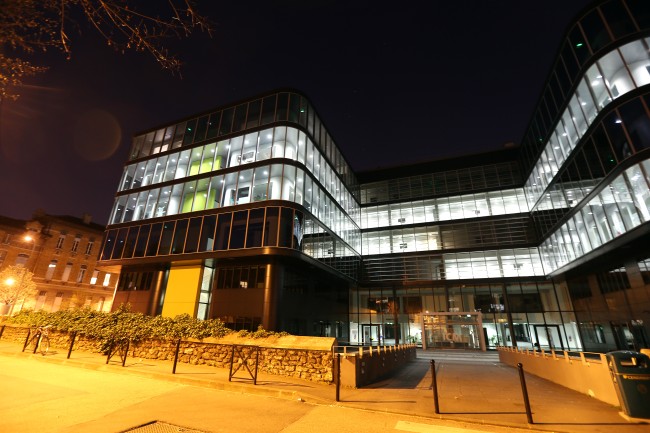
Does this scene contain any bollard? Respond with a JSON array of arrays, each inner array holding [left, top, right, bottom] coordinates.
[[335, 353, 341, 402], [106, 341, 114, 364], [32, 330, 41, 354], [22, 328, 32, 352], [253, 346, 260, 385], [67, 331, 77, 359], [172, 338, 182, 374], [430, 359, 440, 414], [228, 345, 235, 382], [517, 363, 534, 424], [122, 341, 130, 367]]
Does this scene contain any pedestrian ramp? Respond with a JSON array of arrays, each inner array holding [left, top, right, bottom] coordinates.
[[417, 349, 500, 364]]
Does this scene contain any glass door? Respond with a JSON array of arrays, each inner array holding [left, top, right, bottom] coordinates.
[[533, 324, 564, 350], [362, 324, 380, 346], [611, 321, 637, 350], [422, 312, 485, 350]]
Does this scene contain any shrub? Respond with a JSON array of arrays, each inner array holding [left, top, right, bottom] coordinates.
[[5, 306, 234, 352], [237, 325, 289, 339], [5, 308, 291, 351]]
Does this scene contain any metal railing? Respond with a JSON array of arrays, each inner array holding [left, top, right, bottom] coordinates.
[[498, 345, 607, 364]]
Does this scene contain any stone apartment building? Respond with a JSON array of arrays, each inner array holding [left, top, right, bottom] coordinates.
[[0, 210, 118, 314]]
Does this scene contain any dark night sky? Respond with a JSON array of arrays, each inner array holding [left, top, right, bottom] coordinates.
[[0, 0, 594, 225]]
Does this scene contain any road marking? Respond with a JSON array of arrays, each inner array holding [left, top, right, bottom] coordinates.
[[395, 420, 489, 433]]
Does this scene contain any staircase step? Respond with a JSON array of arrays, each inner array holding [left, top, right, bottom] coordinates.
[[417, 350, 500, 363]]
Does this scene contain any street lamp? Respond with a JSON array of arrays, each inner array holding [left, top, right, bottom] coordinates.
[[4, 277, 15, 286], [2, 277, 15, 315], [3, 271, 27, 316]]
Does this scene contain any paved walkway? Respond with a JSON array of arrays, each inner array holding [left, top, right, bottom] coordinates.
[[1, 340, 649, 433]]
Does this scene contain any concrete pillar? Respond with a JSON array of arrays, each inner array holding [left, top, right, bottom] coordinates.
[[149, 270, 165, 316], [262, 262, 282, 331]]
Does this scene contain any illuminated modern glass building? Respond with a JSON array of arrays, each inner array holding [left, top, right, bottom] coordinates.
[[99, 0, 650, 352]]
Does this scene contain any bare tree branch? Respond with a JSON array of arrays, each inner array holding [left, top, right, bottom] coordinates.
[[0, 0, 213, 99], [0, 55, 48, 100]]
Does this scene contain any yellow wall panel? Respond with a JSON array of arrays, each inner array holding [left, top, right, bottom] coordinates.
[[181, 193, 194, 213], [161, 265, 202, 318]]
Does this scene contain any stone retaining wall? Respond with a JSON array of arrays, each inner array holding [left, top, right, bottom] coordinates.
[[1, 325, 416, 386], [131, 339, 333, 382], [0, 324, 334, 383], [0, 324, 103, 352]]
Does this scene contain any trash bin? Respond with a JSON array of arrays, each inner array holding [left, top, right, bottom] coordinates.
[[606, 350, 650, 418]]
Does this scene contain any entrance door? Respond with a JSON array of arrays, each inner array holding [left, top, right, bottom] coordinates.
[[534, 325, 564, 350], [362, 324, 380, 346], [611, 322, 637, 350], [422, 312, 485, 350], [630, 320, 649, 349]]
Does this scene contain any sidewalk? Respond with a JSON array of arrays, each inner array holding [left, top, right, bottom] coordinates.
[[1, 340, 649, 433]]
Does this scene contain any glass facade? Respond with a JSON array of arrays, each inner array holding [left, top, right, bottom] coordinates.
[[349, 281, 577, 350], [112, 126, 360, 251], [540, 159, 650, 273], [101, 90, 360, 335], [102, 205, 359, 280], [360, 188, 528, 229], [128, 93, 357, 197], [99, 1, 650, 351]]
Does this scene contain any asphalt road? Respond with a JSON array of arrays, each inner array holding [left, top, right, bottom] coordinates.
[[1, 355, 532, 433]]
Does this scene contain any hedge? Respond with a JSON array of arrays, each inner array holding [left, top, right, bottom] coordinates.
[[2, 305, 288, 353]]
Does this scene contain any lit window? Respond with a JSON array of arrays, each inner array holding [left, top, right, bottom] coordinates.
[[103, 273, 111, 287], [45, 260, 57, 280], [61, 263, 73, 282]]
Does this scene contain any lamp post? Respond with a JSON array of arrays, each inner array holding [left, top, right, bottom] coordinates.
[[22, 234, 41, 314], [23, 234, 40, 273]]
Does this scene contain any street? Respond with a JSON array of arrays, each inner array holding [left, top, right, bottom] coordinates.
[[0, 355, 529, 433]]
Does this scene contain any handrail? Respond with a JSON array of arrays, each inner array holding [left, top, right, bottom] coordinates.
[[332, 343, 416, 357], [497, 345, 607, 364]]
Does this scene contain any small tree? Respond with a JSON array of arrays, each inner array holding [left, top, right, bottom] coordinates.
[[0, 265, 37, 315]]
